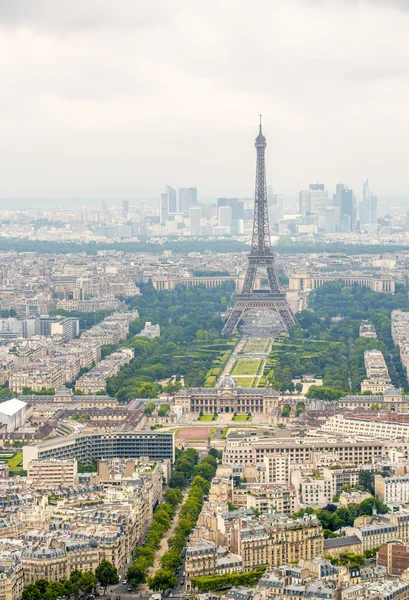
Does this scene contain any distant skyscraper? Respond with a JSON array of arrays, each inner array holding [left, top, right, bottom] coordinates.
[[269, 194, 284, 225], [299, 184, 328, 216], [359, 179, 377, 227], [217, 198, 244, 220], [165, 185, 177, 213], [159, 194, 169, 225], [122, 200, 129, 219], [189, 187, 198, 205], [334, 183, 356, 232], [178, 188, 190, 216], [218, 205, 232, 228], [189, 206, 201, 236]]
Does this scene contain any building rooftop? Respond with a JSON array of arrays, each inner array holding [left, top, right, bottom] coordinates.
[[0, 398, 27, 416]]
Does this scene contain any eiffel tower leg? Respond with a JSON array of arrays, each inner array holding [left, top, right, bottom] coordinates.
[[222, 308, 244, 336], [266, 264, 281, 293], [242, 262, 257, 293], [279, 309, 295, 331]]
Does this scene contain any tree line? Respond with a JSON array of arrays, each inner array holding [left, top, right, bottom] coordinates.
[[293, 496, 389, 539], [127, 448, 220, 592], [106, 283, 235, 401], [267, 282, 409, 396], [21, 561, 119, 600]]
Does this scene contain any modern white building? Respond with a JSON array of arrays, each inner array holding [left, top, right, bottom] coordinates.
[[0, 398, 28, 432], [189, 206, 202, 236], [322, 414, 409, 441], [375, 474, 409, 504]]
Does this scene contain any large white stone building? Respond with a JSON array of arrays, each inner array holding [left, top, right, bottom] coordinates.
[[0, 399, 27, 432]]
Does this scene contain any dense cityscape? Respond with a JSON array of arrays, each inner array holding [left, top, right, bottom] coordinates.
[[3, 3, 409, 600]]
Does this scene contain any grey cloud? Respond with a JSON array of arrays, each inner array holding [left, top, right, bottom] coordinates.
[[0, 0, 179, 30]]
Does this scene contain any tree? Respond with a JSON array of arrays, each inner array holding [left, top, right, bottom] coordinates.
[[79, 571, 97, 595], [359, 470, 375, 495], [148, 569, 178, 592], [128, 562, 147, 587], [95, 560, 119, 594], [44, 582, 65, 600], [22, 585, 41, 600], [169, 471, 186, 489], [295, 382, 303, 393], [34, 580, 49, 595], [164, 488, 183, 507]]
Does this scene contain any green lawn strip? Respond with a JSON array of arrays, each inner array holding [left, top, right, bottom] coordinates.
[[7, 453, 23, 470], [198, 415, 214, 421], [232, 414, 251, 422], [233, 377, 255, 388], [232, 359, 261, 376]]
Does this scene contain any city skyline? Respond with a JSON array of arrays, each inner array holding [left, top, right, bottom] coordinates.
[[1, 1, 409, 202]]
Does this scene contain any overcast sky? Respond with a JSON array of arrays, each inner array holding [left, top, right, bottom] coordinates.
[[1, 0, 409, 205]]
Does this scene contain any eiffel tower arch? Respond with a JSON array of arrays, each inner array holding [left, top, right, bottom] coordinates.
[[222, 119, 295, 336]]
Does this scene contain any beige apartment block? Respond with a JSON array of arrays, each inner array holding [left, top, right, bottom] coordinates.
[[27, 459, 78, 488]]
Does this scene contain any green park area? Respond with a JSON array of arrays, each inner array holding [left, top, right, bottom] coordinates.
[[198, 414, 214, 421], [6, 452, 23, 471], [232, 414, 251, 422], [243, 338, 269, 354], [232, 376, 255, 388], [232, 359, 261, 376], [264, 281, 409, 397]]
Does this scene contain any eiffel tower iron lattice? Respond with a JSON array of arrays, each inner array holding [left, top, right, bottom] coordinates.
[[222, 119, 295, 336]]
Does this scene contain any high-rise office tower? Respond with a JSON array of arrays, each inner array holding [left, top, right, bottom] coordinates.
[[218, 205, 232, 228], [334, 183, 356, 232], [178, 188, 190, 216], [359, 179, 377, 227], [189, 206, 201, 236], [269, 194, 284, 225], [159, 193, 169, 225], [299, 184, 328, 216], [189, 187, 198, 205], [217, 198, 244, 220], [178, 187, 197, 216], [165, 185, 177, 213], [122, 200, 129, 219]]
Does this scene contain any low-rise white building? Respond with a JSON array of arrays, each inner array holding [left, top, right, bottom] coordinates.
[[0, 399, 27, 432]]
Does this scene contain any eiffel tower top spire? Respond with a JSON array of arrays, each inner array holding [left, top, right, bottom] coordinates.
[[251, 117, 271, 255], [255, 114, 266, 147]]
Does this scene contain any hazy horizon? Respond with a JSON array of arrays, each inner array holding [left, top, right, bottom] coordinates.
[[2, 0, 409, 205]]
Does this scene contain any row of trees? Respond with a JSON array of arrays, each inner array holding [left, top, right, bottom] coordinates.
[[21, 561, 119, 600], [293, 497, 389, 538], [168, 447, 200, 489], [149, 451, 219, 592], [127, 486, 184, 589], [0, 237, 249, 255], [105, 283, 235, 401], [326, 548, 379, 568], [191, 566, 267, 592]]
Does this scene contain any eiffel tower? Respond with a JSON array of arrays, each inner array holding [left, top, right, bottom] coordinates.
[[222, 118, 295, 336]]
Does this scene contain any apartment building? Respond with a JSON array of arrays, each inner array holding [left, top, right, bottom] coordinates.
[[0, 561, 24, 600], [241, 484, 299, 515], [375, 474, 409, 504], [27, 459, 78, 488], [322, 414, 409, 440], [392, 310, 409, 383], [223, 436, 387, 467], [339, 386, 408, 412], [346, 518, 399, 551], [23, 431, 175, 468]]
